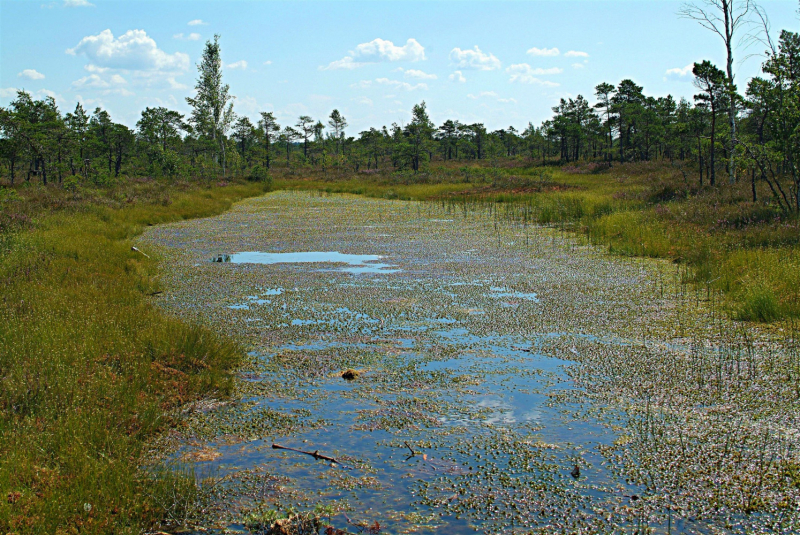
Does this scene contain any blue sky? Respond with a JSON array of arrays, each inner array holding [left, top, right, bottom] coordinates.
[[1, 0, 798, 134]]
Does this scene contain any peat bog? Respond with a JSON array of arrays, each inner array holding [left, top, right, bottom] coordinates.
[[141, 191, 799, 534]]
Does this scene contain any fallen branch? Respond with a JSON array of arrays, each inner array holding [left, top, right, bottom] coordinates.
[[272, 443, 340, 464], [403, 441, 417, 456]]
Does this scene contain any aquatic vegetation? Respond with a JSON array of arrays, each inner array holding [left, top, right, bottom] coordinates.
[[143, 191, 799, 533]]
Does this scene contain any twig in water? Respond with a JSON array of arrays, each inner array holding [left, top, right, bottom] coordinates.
[[272, 443, 340, 464]]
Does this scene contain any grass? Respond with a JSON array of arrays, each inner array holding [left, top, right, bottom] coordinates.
[[0, 156, 796, 532], [0, 178, 271, 534], [271, 159, 800, 321]]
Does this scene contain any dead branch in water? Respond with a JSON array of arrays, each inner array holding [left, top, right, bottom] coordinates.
[[272, 443, 340, 464]]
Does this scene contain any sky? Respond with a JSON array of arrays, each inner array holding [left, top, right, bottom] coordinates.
[[1, 0, 798, 134]]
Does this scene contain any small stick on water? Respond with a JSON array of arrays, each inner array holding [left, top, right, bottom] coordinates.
[[272, 443, 340, 464], [404, 441, 417, 456], [131, 246, 150, 258]]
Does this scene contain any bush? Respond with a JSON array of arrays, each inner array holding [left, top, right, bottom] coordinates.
[[248, 164, 273, 187]]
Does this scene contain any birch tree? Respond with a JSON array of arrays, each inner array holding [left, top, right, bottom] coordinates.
[[680, 0, 755, 184], [186, 34, 236, 176]]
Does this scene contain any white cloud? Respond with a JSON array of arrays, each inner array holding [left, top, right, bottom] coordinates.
[[64, 0, 94, 7], [34, 89, 62, 101], [166, 77, 187, 90], [468, 91, 498, 99], [572, 63, 585, 69], [350, 78, 426, 91], [18, 69, 45, 80], [84, 64, 108, 73], [467, 91, 516, 104], [322, 38, 426, 70], [353, 96, 373, 106], [2, 88, 67, 106], [173, 33, 201, 41], [67, 29, 189, 72], [353, 38, 425, 62], [527, 47, 560, 57], [449, 70, 466, 83], [400, 68, 437, 80], [72, 73, 128, 89], [105, 87, 135, 97], [507, 64, 562, 76], [226, 60, 248, 70], [187, 19, 207, 26], [506, 63, 561, 86], [263, 60, 272, 65], [665, 63, 694, 78], [375, 78, 427, 91], [235, 95, 273, 116], [449, 46, 501, 71], [564, 50, 589, 58], [324, 57, 365, 70]]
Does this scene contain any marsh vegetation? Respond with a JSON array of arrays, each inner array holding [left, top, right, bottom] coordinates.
[[2, 2, 800, 533], [141, 191, 800, 534]]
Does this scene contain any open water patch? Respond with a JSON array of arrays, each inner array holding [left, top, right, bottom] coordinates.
[[210, 251, 400, 273]]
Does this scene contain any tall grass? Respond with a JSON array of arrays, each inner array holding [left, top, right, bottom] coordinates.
[[273, 160, 799, 321], [0, 179, 270, 534]]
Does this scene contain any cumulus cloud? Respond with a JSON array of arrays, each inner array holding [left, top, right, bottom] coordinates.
[[449, 70, 466, 83], [226, 60, 248, 70], [173, 32, 201, 41], [64, 0, 94, 7], [322, 38, 425, 70], [67, 30, 189, 92], [449, 46, 501, 71], [564, 50, 589, 58], [375, 78, 427, 91], [467, 91, 516, 104], [1, 87, 67, 106], [71, 73, 133, 95], [527, 47, 560, 57], [665, 63, 694, 78], [166, 77, 188, 90], [506, 63, 560, 86], [351, 78, 426, 91], [324, 57, 365, 70], [67, 29, 189, 72], [188, 19, 207, 26], [263, 60, 272, 65], [18, 69, 45, 80], [353, 96, 373, 106], [84, 64, 108, 73], [399, 68, 437, 80], [572, 63, 585, 69], [354, 38, 425, 62]]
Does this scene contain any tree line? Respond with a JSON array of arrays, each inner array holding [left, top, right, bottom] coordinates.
[[1, 25, 798, 212]]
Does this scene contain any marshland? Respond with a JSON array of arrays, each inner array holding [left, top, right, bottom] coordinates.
[[2, 1, 800, 534]]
